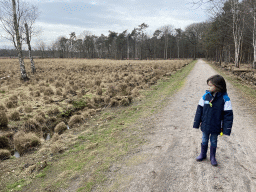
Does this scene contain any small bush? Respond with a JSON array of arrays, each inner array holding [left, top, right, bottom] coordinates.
[[104, 96, 111, 105], [68, 115, 83, 127], [34, 115, 45, 124], [44, 87, 54, 96], [38, 111, 46, 119], [0, 104, 6, 111], [94, 78, 101, 86], [39, 86, 45, 92], [120, 97, 130, 106], [9, 111, 20, 121], [47, 107, 60, 116], [54, 122, 67, 134], [109, 98, 119, 107], [6, 100, 16, 108], [13, 131, 41, 155], [55, 81, 63, 88], [0, 149, 11, 160], [24, 119, 41, 132], [96, 87, 102, 95], [51, 133, 60, 143], [73, 85, 79, 90], [0, 136, 10, 149], [24, 105, 33, 113], [56, 88, 62, 96], [9, 95, 18, 101], [50, 140, 66, 154], [72, 99, 87, 110], [0, 111, 8, 129], [107, 84, 117, 98], [34, 90, 41, 97]]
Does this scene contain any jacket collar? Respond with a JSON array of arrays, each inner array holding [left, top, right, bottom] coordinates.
[[205, 90, 225, 98]]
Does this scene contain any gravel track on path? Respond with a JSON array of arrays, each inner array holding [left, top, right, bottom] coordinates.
[[96, 59, 256, 192]]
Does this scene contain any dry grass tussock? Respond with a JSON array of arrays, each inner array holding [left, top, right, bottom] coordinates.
[[0, 58, 191, 158], [13, 131, 41, 154]]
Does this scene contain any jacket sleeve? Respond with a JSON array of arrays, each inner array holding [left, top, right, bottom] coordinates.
[[222, 97, 233, 136], [193, 97, 204, 128]]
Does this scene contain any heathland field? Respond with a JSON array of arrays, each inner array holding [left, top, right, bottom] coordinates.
[[0, 58, 192, 191]]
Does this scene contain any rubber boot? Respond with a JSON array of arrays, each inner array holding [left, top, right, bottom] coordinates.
[[210, 146, 218, 166], [196, 143, 208, 161]]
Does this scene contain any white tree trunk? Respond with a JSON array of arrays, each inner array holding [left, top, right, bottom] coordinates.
[[231, 0, 244, 68], [12, 0, 29, 80], [253, 11, 256, 69]]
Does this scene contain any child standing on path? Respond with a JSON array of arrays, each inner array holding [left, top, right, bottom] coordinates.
[[193, 75, 233, 166]]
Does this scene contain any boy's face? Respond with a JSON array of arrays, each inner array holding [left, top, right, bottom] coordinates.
[[208, 81, 216, 93]]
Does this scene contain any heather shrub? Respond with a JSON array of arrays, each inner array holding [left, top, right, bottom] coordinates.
[[0, 135, 10, 149], [24, 105, 33, 113], [56, 88, 62, 96], [54, 122, 67, 134], [6, 100, 17, 108], [94, 77, 101, 86], [73, 85, 79, 91], [34, 114, 45, 124], [68, 115, 83, 127], [44, 87, 54, 96], [13, 131, 41, 154], [55, 81, 63, 88], [120, 97, 130, 106], [0, 149, 11, 160], [9, 111, 20, 121], [39, 86, 45, 92], [34, 90, 41, 97], [0, 104, 6, 111], [51, 133, 60, 143], [24, 119, 41, 132], [50, 140, 66, 154], [47, 107, 60, 116], [9, 95, 18, 101], [0, 111, 8, 129], [109, 98, 119, 107], [131, 87, 140, 97], [107, 84, 117, 98], [96, 87, 102, 95]]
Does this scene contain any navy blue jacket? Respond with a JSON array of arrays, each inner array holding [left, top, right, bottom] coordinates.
[[193, 91, 233, 136]]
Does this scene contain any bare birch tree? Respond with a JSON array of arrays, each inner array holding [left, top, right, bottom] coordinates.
[[25, 22, 35, 73], [160, 25, 174, 59], [230, 0, 244, 68], [0, 0, 39, 79], [12, 0, 28, 80], [244, 0, 256, 69]]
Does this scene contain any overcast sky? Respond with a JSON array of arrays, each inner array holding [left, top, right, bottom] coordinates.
[[0, 0, 209, 49]]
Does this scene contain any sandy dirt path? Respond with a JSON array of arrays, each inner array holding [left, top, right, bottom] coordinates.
[[96, 59, 256, 192]]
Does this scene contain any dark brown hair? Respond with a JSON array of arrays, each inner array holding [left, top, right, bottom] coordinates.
[[207, 75, 227, 93]]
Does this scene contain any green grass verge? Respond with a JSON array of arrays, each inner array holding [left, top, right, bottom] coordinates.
[[5, 60, 196, 192]]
